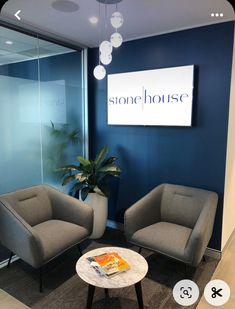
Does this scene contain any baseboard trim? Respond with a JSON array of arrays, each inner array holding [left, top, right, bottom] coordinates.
[[0, 255, 19, 269], [107, 219, 222, 260]]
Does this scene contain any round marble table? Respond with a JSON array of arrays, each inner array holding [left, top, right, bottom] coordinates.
[[76, 246, 148, 309]]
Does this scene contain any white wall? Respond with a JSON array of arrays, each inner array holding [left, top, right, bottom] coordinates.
[[222, 27, 235, 250]]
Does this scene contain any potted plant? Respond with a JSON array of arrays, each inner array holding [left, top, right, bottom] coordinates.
[[59, 146, 121, 238], [43, 121, 81, 182]]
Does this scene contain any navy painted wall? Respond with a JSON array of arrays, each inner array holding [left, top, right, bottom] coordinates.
[[88, 22, 234, 250]]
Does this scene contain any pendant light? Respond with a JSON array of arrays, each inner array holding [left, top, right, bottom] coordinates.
[[93, 0, 124, 80]]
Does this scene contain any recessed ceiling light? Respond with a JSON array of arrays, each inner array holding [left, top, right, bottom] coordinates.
[[5, 40, 13, 45], [51, 0, 79, 13], [89, 16, 99, 25]]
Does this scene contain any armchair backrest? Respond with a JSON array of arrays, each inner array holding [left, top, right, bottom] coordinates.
[[0, 185, 52, 226], [161, 184, 216, 229]]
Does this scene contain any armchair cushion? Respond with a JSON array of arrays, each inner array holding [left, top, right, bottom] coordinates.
[[131, 222, 192, 262], [33, 220, 89, 263]]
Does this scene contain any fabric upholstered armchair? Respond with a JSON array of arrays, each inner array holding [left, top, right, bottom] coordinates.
[[124, 183, 218, 267], [0, 184, 93, 291]]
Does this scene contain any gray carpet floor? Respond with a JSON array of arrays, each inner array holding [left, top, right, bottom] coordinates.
[[0, 228, 218, 309]]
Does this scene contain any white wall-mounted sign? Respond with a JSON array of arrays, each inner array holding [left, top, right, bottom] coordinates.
[[107, 65, 194, 126]]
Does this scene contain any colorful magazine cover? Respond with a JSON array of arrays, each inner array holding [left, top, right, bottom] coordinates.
[[87, 251, 130, 278]]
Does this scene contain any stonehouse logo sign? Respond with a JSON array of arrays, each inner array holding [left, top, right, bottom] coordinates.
[[107, 65, 194, 126]]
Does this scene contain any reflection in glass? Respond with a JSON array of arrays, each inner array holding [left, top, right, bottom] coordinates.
[[0, 26, 85, 194]]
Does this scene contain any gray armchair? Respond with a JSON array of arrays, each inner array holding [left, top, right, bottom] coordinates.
[[0, 184, 93, 291], [124, 183, 218, 267]]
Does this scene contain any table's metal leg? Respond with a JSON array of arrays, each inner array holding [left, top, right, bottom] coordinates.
[[86, 284, 95, 309], [104, 288, 109, 297], [135, 281, 144, 309], [104, 288, 110, 308]]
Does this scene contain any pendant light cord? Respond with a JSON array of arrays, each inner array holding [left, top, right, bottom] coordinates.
[[98, 2, 101, 64], [105, 0, 108, 40], [115, 3, 118, 32]]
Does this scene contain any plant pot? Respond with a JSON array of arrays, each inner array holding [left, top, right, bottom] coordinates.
[[84, 192, 108, 239]]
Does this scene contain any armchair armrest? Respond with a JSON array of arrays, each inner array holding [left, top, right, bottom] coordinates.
[[44, 185, 93, 234], [124, 184, 164, 240], [0, 200, 44, 268], [184, 192, 218, 266]]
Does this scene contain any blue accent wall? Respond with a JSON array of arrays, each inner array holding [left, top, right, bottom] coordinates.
[[88, 22, 234, 250]]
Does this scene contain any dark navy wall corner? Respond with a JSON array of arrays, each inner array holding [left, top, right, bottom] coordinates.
[[88, 22, 235, 250]]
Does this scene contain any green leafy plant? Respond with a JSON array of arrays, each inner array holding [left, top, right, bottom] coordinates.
[[43, 121, 81, 180], [59, 146, 121, 200], [49, 121, 81, 146]]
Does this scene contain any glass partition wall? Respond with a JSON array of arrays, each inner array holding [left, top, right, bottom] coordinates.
[[0, 26, 86, 261]]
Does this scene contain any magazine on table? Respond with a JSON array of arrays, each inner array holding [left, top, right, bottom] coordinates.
[[87, 251, 130, 278]]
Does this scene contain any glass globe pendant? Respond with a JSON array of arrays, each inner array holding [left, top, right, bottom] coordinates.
[[100, 52, 112, 65], [93, 65, 106, 80], [99, 40, 113, 55], [110, 11, 124, 29], [110, 32, 123, 48]]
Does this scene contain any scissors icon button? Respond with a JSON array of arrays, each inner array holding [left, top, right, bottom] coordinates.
[[204, 280, 230, 306], [211, 287, 223, 298]]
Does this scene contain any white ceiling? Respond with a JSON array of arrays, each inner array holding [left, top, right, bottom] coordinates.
[[1, 0, 235, 48]]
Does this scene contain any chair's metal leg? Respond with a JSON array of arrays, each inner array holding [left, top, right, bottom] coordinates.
[[185, 264, 190, 279], [185, 264, 194, 279], [7, 252, 13, 268], [39, 267, 43, 293], [138, 247, 142, 254], [77, 244, 83, 256]]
